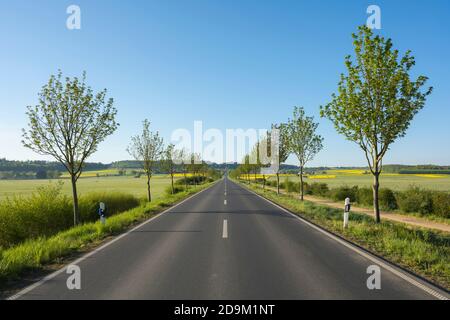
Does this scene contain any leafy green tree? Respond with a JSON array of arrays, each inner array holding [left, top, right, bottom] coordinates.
[[174, 148, 189, 190], [127, 119, 164, 202], [271, 123, 290, 194], [287, 106, 323, 201], [249, 140, 261, 183], [320, 26, 432, 223], [241, 155, 252, 184], [162, 144, 176, 194], [23, 71, 118, 225], [188, 153, 206, 185]]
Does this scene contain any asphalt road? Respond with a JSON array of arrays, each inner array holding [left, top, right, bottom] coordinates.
[[11, 178, 448, 300]]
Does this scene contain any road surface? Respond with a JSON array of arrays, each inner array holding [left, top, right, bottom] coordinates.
[[10, 178, 448, 300]]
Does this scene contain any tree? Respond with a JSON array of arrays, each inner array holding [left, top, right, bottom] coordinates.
[[241, 155, 251, 184], [22, 71, 118, 225], [271, 123, 290, 194], [188, 153, 202, 185], [258, 135, 272, 190], [173, 148, 189, 190], [162, 144, 176, 194], [287, 106, 323, 201], [35, 169, 48, 180], [320, 26, 432, 223], [249, 140, 261, 184], [127, 119, 164, 202]]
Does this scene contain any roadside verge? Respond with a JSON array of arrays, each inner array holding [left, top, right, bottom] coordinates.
[[234, 179, 450, 297]]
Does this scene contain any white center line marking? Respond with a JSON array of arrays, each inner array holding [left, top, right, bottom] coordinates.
[[224, 199, 227, 205], [222, 219, 228, 239]]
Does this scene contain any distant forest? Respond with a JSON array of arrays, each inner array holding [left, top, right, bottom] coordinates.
[[1, 158, 449, 180]]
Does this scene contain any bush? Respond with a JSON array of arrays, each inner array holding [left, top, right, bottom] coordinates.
[[379, 188, 398, 211], [0, 183, 140, 249], [330, 186, 358, 202], [285, 180, 300, 193], [431, 192, 450, 218], [176, 175, 207, 186], [165, 185, 185, 195], [356, 187, 373, 206], [307, 183, 329, 197], [396, 186, 433, 215]]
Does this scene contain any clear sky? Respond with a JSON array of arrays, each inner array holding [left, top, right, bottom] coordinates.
[[0, 0, 449, 166]]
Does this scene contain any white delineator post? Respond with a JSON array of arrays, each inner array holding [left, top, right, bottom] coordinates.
[[344, 197, 351, 229], [99, 202, 106, 225]]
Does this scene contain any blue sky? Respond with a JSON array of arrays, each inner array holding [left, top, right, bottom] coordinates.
[[0, 0, 449, 166]]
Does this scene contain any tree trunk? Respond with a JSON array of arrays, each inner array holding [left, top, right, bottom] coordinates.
[[276, 173, 280, 194], [299, 166, 304, 201], [147, 175, 152, 202], [184, 171, 188, 190], [263, 174, 266, 190], [71, 175, 80, 226], [171, 172, 174, 194], [373, 172, 381, 223]]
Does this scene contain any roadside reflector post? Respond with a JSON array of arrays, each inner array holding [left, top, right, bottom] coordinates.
[[343, 197, 351, 229], [99, 202, 106, 225]]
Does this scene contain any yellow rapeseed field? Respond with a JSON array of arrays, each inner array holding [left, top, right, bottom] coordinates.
[[308, 175, 337, 179]]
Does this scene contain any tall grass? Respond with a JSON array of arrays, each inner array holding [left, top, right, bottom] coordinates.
[[243, 182, 450, 289], [0, 182, 140, 249]]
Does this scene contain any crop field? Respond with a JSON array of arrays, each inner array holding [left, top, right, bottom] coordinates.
[[0, 174, 179, 201], [246, 169, 450, 191]]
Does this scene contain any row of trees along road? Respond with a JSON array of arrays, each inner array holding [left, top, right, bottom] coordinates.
[[127, 120, 210, 202], [22, 72, 211, 226], [234, 26, 432, 223], [234, 106, 323, 202]]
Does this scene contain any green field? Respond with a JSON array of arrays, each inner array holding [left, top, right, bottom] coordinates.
[[267, 170, 450, 192], [0, 175, 178, 201]]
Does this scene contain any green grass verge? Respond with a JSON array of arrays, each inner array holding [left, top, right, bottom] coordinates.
[[238, 181, 450, 290], [0, 182, 214, 288]]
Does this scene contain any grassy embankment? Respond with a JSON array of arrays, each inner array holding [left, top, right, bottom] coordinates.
[[0, 180, 215, 287], [237, 180, 450, 290]]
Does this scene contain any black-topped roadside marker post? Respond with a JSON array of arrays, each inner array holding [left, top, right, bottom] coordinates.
[[344, 197, 351, 229]]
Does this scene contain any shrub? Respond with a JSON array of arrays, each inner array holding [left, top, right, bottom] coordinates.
[[176, 175, 207, 186], [286, 180, 300, 193], [379, 188, 398, 211], [330, 186, 358, 202], [430, 192, 450, 218], [307, 183, 329, 197], [396, 186, 433, 215], [0, 182, 72, 248], [356, 187, 373, 206], [165, 185, 185, 195], [0, 183, 140, 249]]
